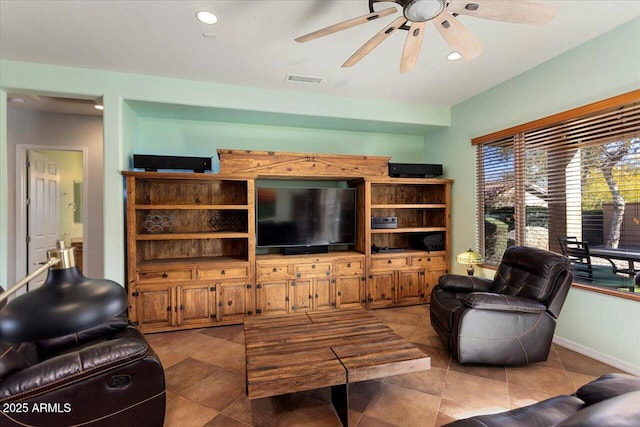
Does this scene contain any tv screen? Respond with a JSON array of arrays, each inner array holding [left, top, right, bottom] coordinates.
[[257, 187, 356, 248]]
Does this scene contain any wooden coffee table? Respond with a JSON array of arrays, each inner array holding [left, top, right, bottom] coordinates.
[[244, 308, 430, 426]]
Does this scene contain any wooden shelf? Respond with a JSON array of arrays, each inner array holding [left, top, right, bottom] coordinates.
[[371, 227, 447, 234], [137, 256, 248, 269], [136, 231, 249, 240], [371, 204, 446, 209], [135, 204, 249, 210]]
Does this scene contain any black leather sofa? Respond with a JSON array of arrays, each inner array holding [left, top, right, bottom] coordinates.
[[0, 312, 166, 427], [444, 372, 640, 426], [430, 246, 573, 364]]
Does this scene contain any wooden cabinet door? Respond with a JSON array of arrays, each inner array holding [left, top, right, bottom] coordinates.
[[256, 281, 289, 316], [335, 276, 364, 309], [131, 284, 175, 330], [424, 266, 447, 303], [369, 271, 395, 309], [217, 281, 247, 322], [178, 284, 217, 326], [313, 277, 334, 311], [289, 279, 313, 312], [397, 269, 424, 305]]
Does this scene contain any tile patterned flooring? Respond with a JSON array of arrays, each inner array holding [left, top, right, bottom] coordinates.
[[145, 305, 626, 427]]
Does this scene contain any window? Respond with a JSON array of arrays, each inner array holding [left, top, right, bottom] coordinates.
[[475, 91, 640, 294]]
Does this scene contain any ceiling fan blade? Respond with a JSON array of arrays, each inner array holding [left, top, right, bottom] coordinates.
[[432, 10, 482, 61], [400, 22, 426, 73], [295, 7, 397, 43], [447, 0, 558, 25], [342, 16, 407, 68]]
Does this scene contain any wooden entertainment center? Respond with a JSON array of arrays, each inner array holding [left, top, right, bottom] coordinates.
[[123, 149, 452, 333]]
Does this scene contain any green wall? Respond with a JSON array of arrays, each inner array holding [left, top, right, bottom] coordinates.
[[0, 60, 449, 286], [132, 115, 425, 170], [427, 18, 640, 372]]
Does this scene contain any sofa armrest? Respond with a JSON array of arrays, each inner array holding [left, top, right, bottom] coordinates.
[[438, 274, 493, 293], [461, 293, 547, 313], [556, 390, 640, 427], [0, 336, 148, 401]]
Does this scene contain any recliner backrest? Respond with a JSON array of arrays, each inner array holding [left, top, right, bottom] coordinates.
[[491, 246, 572, 314]]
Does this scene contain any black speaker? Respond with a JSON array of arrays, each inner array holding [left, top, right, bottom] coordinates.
[[133, 154, 212, 173], [389, 163, 443, 178], [410, 232, 445, 252]]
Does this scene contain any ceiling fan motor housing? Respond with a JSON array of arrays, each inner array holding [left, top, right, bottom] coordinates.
[[403, 0, 446, 22]]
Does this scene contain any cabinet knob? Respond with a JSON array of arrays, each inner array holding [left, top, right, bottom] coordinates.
[[228, 300, 233, 306], [346, 263, 351, 268], [272, 267, 277, 272], [221, 269, 226, 275], [161, 273, 168, 279], [387, 259, 392, 264], [311, 264, 316, 269]]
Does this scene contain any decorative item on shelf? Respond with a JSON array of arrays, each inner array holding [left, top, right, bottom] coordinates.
[[143, 214, 176, 233], [209, 211, 246, 232], [0, 240, 127, 342], [456, 248, 483, 276]]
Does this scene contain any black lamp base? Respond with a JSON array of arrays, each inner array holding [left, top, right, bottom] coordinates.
[[0, 266, 127, 342]]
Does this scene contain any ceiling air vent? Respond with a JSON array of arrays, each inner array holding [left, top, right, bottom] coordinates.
[[285, 74, 323, 85]]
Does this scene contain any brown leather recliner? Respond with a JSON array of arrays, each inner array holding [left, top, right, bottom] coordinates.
[[0, 310, 166, 426], [430, 246, 573, 365]]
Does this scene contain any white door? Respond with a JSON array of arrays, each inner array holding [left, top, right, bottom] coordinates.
[[27, 150, 60, 290]]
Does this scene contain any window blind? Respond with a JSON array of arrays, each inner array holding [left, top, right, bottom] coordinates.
[[475, 91, 640, 292]]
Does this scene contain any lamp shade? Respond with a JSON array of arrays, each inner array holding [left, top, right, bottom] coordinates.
[[0, 242, 127, 343], [456, 249, 483, 265]]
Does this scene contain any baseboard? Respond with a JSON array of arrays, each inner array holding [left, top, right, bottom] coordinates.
[[553, 335, 640, 376]]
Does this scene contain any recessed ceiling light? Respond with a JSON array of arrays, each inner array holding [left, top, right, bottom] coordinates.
[[94, 104, 104, 110], [196, 11, 218, 25], [447, 51, 463, 61]]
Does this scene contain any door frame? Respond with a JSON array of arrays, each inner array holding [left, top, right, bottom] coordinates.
[[15, 144, 89, 284]]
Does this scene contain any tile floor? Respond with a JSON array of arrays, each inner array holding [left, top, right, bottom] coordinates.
[[145, 305, 626, 427]]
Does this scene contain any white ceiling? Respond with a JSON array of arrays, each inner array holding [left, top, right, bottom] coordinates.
[[1, 0, 639, 110]]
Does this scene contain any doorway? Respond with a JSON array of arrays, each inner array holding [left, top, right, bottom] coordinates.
[[16, 147, 87, 291], [8, 93, 103, 291]]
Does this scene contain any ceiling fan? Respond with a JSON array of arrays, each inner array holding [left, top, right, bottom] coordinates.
[[295, 0, 558, 73]]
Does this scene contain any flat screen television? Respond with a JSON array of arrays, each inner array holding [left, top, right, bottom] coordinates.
[[257, 186, 356, 251]]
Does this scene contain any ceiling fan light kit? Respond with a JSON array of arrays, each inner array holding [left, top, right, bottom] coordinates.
[[404, 0, 446, 22], [295, 0, 558, 73]]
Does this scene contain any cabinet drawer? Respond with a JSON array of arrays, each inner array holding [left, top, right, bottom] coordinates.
[[335, 259, 364, 275], [371, 256, 410, 270], [137, 269, 192, 283], [257, 264, 289, 279], [294, 262, 332, 277], [411, 255, 446, 267], [198, 266, 248, 280]]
